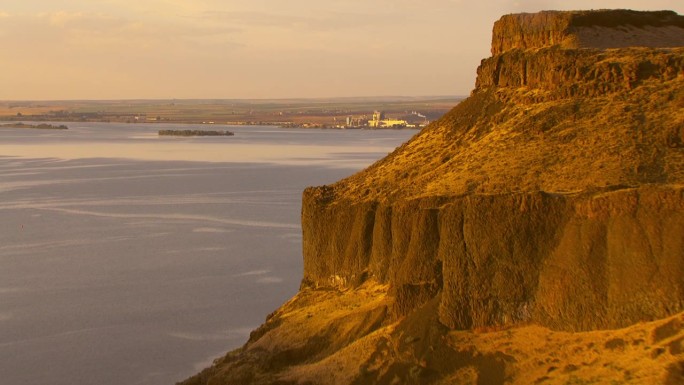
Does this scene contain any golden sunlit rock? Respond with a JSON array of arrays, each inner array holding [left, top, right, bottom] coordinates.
[[180, 10, 684, 385]]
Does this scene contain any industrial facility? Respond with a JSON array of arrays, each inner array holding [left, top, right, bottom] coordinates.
[[367, 111, 409, 128]]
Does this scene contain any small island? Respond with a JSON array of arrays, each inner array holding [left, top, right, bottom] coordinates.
[[158, 129, 234, 137], [0, 122, 68, 130]]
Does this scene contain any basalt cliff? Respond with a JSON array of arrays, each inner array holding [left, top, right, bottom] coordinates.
[[180, 10, 684, 385]]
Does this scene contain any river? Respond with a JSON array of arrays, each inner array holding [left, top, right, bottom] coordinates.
[[0, 122, 414, 385]]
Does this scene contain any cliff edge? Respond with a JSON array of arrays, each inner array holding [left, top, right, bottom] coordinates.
[[491, 10, 684, 54], [180, 10, 684, 385]]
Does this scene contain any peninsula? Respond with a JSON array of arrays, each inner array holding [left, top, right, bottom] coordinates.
[[181, 10, 684, 385]]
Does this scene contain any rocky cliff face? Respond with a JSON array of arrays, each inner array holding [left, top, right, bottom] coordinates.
[[180, 10, 684, 385], [302, 187, 684, 332], [490, 10, 684, 54], [301, 10, 684, 333]]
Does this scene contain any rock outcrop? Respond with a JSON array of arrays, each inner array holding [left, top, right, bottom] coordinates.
[[180, 10, 684, 385], [302, 187, 684, 332], [491, 10, 684, 54]]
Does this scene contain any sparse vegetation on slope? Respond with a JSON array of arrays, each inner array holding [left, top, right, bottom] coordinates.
[[181, 283, 684, 385]]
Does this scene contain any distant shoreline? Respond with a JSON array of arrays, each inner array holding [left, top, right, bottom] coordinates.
[[0, 97, 461, 128]]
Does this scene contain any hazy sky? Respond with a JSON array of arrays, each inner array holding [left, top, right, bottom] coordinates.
[[2, 1, 684, 100]]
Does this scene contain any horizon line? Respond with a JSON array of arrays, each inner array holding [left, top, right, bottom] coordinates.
[[0, 95, 466, 103]]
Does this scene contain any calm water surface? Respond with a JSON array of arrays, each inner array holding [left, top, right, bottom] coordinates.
[[0, 122, 415, 385]]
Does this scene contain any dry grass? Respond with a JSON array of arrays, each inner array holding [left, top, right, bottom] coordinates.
[[180, 283, 684, 385], [451, 313, 684, 384], [329, 50, 684, 203]]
